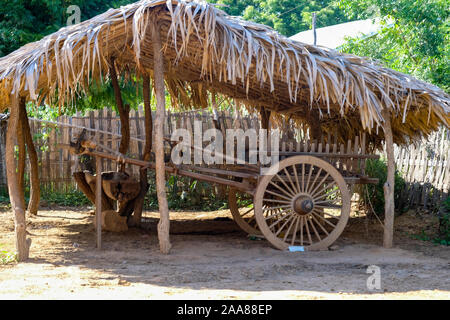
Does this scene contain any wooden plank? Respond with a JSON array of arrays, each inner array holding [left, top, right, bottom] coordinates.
[[67, 115, 74, 189], [353, 135, 359, 175], [106, 109, 112, 171], [135, 107, 143, 158], [330, 142, 337, 168], [346, 139, 352, 175], [98, 109, 106, 171], [339, 143, 345, 173], [96, 156, 102, 249], [360, 132, 366, 175]]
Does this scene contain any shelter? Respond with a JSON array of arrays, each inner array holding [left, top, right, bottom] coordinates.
[[0, 0, 448, 260]]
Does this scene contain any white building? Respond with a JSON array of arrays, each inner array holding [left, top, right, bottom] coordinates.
[[289, 18, 389, 49]]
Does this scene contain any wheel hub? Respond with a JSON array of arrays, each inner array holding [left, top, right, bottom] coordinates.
[[292, 195, 314, 215]]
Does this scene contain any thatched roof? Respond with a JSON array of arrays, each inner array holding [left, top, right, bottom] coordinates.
[[0, 0, 448, 146]]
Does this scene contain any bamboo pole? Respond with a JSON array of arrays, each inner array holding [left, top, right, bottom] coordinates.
[[152, 21, 172, 254], [382, 110, 395, 248], [6, 94, 31, 261]]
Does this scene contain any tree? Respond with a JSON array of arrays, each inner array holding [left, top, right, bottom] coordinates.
[[338, 0, 449, 92], [209, 0, 352, 36], [0, 0, 135, 57]]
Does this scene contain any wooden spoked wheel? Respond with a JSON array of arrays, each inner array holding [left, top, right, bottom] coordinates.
[[254, 155, 351, 251], [229, 189, 261, 235]]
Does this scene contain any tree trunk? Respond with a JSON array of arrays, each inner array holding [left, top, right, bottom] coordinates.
[[16, 101, 26, 207], [6, 95, 31, 261], [152, 22, 171, 254], [20, 99, 40, 215], [129, 74, 152, 227], [110, 57, 130, 172], [382, 110, 395, 248], [73, 171, 114, 210]]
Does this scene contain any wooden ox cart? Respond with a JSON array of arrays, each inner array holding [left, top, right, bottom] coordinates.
[[68, 129, 378, 251]]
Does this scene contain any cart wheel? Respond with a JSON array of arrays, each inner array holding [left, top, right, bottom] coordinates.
[[229, 189, 261, 235], [254, 155, 350, 251]]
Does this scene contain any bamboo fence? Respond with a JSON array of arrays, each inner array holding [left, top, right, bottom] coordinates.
[[0, 108, 448, 209]]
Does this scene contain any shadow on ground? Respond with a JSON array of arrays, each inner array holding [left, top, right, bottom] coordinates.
[[1, 208, 445, 298]]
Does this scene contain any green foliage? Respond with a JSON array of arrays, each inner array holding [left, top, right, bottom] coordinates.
[[436, 197, 450, 245], [73, 78, 144, 114], [338, 0, 449, 92], [210, 0, 352, 36], [0, 244, 16, 265], [0, 186, 90, 207], [0, 0, 135, 57], [0, 187, 9, 205], [40, 188, 91, 207], [144, 172, 228, 211], [362, 158, 406, 216]]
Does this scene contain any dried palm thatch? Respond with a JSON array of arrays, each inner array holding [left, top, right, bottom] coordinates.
[[0, 0, 448, 146]]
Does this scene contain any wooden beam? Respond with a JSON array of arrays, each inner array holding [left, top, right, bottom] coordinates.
[[152, 21, 172, 254], [382, 110, 395, 248], [6, 95, 31, 261]]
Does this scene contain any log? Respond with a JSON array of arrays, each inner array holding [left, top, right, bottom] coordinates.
[[76, 171, 114, 210], [6, 95, 31, 261], [94, 210, 128, 232], [20, 99, 40, 215], [152, 21, 172, 254], [73, 171, 96, 204], [101, 171, 140, 202]]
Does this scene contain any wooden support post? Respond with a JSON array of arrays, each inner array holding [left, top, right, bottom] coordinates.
[[152, 21, 172, 254], [96, 156, 102, 249], [20, 99, 40, 215], [382, 110, 395, 248], [6, 95, 31, 261]]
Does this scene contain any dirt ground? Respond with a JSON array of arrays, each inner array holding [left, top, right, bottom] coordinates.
[[0, 206, 449, 300]]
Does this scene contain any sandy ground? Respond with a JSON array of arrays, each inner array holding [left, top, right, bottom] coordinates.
[[0, 206, 449, 300]]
